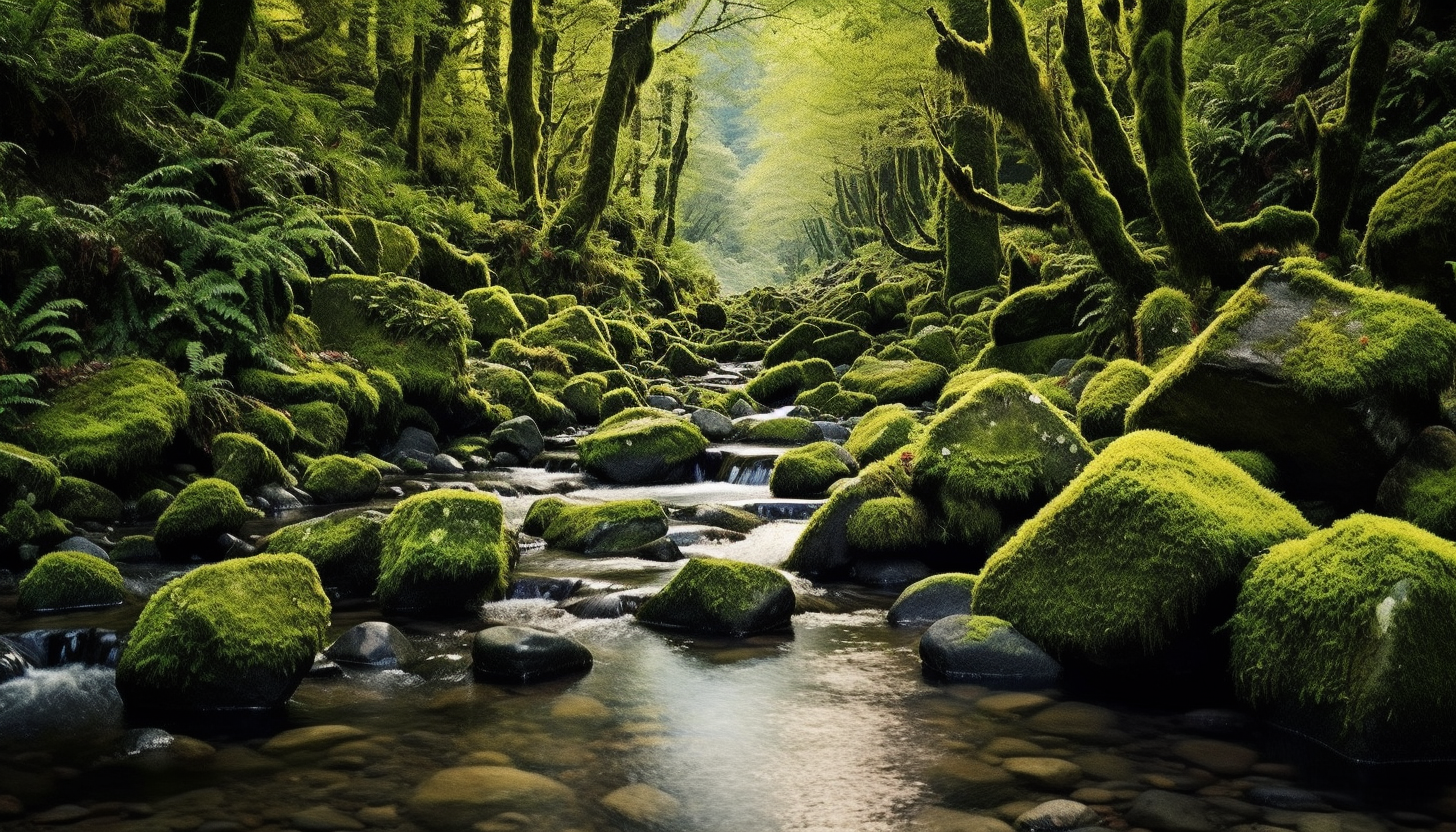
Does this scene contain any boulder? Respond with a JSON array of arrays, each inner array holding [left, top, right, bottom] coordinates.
[[49, 477, 122, 524], [846, 496, 932, 556], [795, 383, 877, 418], [291, 400, 349, 456], [262, 508, 386, 596], [489, 416, 544, 463], [740, 416, 824, 445], [471, 625, 593, 683], [844, 404, 922, 466], [1230, 514, 1456, 761], [1362, 142, 1456, 316], [973, 332, 1089, 376], [52, 535, 108, 560], [324, 621, 420, 668], [301, 455, 382, 503], [560, 374, 607, 424], [376, 490, 516, 615], [690, 407, 735, 441], [153, 478, 264, 559], [769, 441, 858, 498], [1135, 287, 1197, 365], [1128, 259, 1456, 506], [635, 557, 794, 636], [18, 552, 125, 614], [746, 358, 837, 405], [888, 573, 978, 627], [1076, 359, 1153, 440], [427, 453, 465, 474], [841, 357, 949, 406], [461, 286, 528, 348], [990, 272, 1094, 345], [577, 408, 708, 484], [662, 343, 715, 377], [975, 431, 1312, 670], [1376, 425, 1456, 538], [212, 433, 295, 492], [0, 443, 60, 508], [115, 554, 329, 712], [783, 460, 910, 577], [521, 306, 621, 372], [522, 497, 668, 555], [919, 615, 1061, 687]]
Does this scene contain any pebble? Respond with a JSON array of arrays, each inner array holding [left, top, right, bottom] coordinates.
[[290, 806, 366, 831], [1069, 788, 1116, 805], [1014, 799, 1099, 832], [1173, 738, 1259, 777], [549, 695, 611, 721], [1071, 753, 1137, 782], [260, 726, 369, 757], [911, 807, 1015, 831], [925, 756, 1018, 806], [600, 784, 681, 827], [1003, 757, 1084, 790], [984, 738, 1044, 758], [408, 767, 575, 830], [977, 692, 1055, 717], [31, 804, 90, 824], [0, 796, 22, 818], [1026, 703, 1119, 742], [355, 805, 399, 827]]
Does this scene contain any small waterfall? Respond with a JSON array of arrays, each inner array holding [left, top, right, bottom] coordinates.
[[708, 450, 778, 485]]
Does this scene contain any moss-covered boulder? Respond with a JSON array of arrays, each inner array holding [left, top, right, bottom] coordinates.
[[0, 443, 60, 507], [1231, 514, 1456, 761], [237, 363, 382, 437], [936, 368, 1000, 410], [3, 500, 71, 548], [418, 232, 491, 296], [635, 557, 794, 637], [841, 357, 949, 406], [462, 286, 528, 350], [844, 404, 922, 467], [762, 322, 824, 368], [239, 404, 297, 452], [1362, 142, 1456, 317], [1076, 360, 1154, 441], [468, 361, 571, 431], [376, 490, 516, 615], [521, 307, 621, 373], [599, 386, 644, 421], [769, 442, 857, 498], [918, 615, 1062, 687], [696, 301, 727, 330], [49, 477, 122, 524], [328, 214, 420, 276], [522, 497, 668, 555], [745, 359, 836, 405], [116, 554, 329, 712], [18, 551, 125, 614], [291, 401, 349, 456], [888, 573, 978, 626], [262, 508, 386, 595], [974, 431, 1313, 670], [1222, 450, 1279, 489], [1376, 426, 1456, 538], [793, 382, 876, 418], [22, 359, 188, 480], [903, 326, 959, 370], [846, 495, 931, 554], [812, 328, 873, 366], [662, 343, 716, 377], [989, 272, 1093, 344], [560, 374, 607, 424], [154, 478, 264, 559], [302, 455, 382, 503], [1135, 287, 1198, 366], [741, 416, 823, 446], [578, 408, 708, 484], [212, 433, 295, 491], [1127, 260, 1456, 505], [783, 460, 912, 577]]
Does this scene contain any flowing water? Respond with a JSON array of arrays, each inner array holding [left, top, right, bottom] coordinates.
[[2, 463, 1455, 832]]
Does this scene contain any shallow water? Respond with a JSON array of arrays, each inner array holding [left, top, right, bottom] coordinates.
[[3, 472, 1456, 831]]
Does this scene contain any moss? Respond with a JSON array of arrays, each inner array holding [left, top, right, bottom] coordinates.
[[1076, 360, 1153, 440], [845, 404, 923, 466], [973, 332, 1091, 376], [18, 551, 125, 613], [599, 386, 644, 421], [783, 459, 912, 575], [23, 359, 189, 480], [1361, 142, 1456, 313], [418, 231, 491, 296], [763, 323, 824, 368], [744, 417, 822, 446], [511, 293, 552, 327], [0, 443, 61, 507], [770, 442, 856, 498], [291, 401, 349, 456], [239, 364, 352, 412], [462, 286, 529, 350], [890, 572, 979, 624], [302, 455, 382, 503], [488, 338, 574, 376], [841, 357, 949, 407], [746, 359, 837, 405], [974, 430, 1313, 665], [263, 508, 385, 594], [115, 554, 329, 709], [910, 312, 949, 336], [1033, 377, 1077, 414], [1230, 514, 1456, 756], [366, 369, 404, 441], [867, 282, 907, 324], [1135, 287, 1198, 365], [604, 317, 651, 364], [154, 478, 264, 557], [936, 368, 1001, 410], [1221, 450, 1279, 489], [212, 433, 295, 491], [794, 383, 876, 418], [469, 362, 571, 429], [520, 307, 621, 373], [561, 374, 608, 424], [904, 327, 959, 370], [846, 496, 930, 553], [578, 409, 709, 484], [522, 497, 668, 554], [547, 294, 577, 313], [376, 490, 515, 613], [663, 343, 716, 377], [634, 556, 794, 637], [239, 404, 296, 453], [135, 489, 174, 521], [329, 214, 420, 276], [111, 535, 161, 563], [697, 301, 728, 330], [50, 477, 123, 524]]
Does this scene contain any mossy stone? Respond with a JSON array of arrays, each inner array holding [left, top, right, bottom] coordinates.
[[904, 327, 959, 370], [697, 301, 728, 330], [561, 374, 608, 424], [844, 404, 922, 467], [111, 535, 160, 562], [418, 232, 491, 296], [846, 496, 930, 554], [469, 362, 571, 430], [810, 329, 872, 366], [239, 404, 297, 453], [889, 573, 979, 626], [116, 554, 330, 712], [743, 417, 823, 446], [842, 357, 949, 406], [18, 551, 124, 613], [3, 501, 71, 548], [522, 497, 668, 555], [1221, 450, 1279, 489], [237, 363, 380, 434], [973, 332, 1091, 376], [1135, 287, 1197, 365], [291, 401, 349, 456], [763, 322, 825, 368], [783, 460, 912, 577], [635, 557, 795, 637], [154, 478, 264, 558], [578, 409, 708, 484], [1376, 426, 1456, 538], [936, 368, 1001, 410], [1231, 514, 1456, 761], [746, 359, 837, 405], [328, 214, 420, 276], [919, 615, 1062, 686], [212, 433, 295, 491], [1362, 142, 1456, 317], [769, 442, 857, 498], [990, 272, 1093, 344], [974, 431, 1313, 668], [22, 359, 189, 480], [263, 508, 386, 595], [135, 489, 174, 521], [521, 307, 621, 373], [302, 455, 382, 503], [376, 490, 516, 615], [0, 442, 60, 507], [50, 477, 122, 524], [1033, 376, 1077, 414], [793, 382, 876, 419], [1076, 360, 1153, 441], [662, 343, 716, 377]]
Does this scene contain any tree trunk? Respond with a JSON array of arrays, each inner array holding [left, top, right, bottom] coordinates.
[[481, 0, 513, 185], [372, 2, 409, 132], [662, 89, 692, 247], [536, 0, 559, 187], [549, 0, 664, 248], [406, 32, 425, 172], [178, 0, 257, 115], [942, 0, 1002, 299], [138, 0, 195, 51], [344, 0, 379, 87], [629, 108, 644, 198], [506, 0, 545, 213], [650, 80, 676, 238]]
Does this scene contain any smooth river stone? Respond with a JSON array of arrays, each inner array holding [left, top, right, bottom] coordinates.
[[975, 692, 1055, 717], [981, 738, 1044, 759], [408, 766, 576, 831], [925, 756, 1019, 808], [289, 806, 365, 831], [1172, 738, 1259, 777], [1013, 799, 1099, 832], [260, 725, 368, 756], [1025, 703, 1118, 741], [911, 807, 1015, 832], [600, 784, 682, 827], [1002, 757, 1083, 790]]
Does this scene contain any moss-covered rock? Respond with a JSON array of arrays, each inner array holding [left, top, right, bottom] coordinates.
[[635, 557, 794, 637], [745, 359, 837, 405], [212, 433, 295, 491], [841, 357, 949, 406], [135, 489, 174, 521], [844, 404, 922, 467], [111, 534, 160, 563], [783, 460, 912, 577], [291, 401, 349, 456], [918, 614, 1061, 686], [49, 477, 122, 524], [239, 404, 297, 453], [597, 386, 642, 422], [696, 301, 727, 330], [1076, 360, 1153, 441], [561, 374, 608, 424], [1362, 142, 1456, 317], [903, 326, 959, 370], [989, 272, 1093, 344], [1221, 450, 1279, 488], [116, 553, 329, 712], [462, 286, 528, 350], [22, 359, 189, 480], [1127, 259, 1456, 505], [0, 443, 60, 507], [418, 232, 490, 296], [662, 343, 716, 377], [578, 408, 708, 484], [1135, 287, 1198, 365], [973, 332, 1090, 376], [262, 508, 386, 595], [603, 317, 651, 364], [974, 431, 1313, 668], [741, 417, 823, 446], [1033, 376, 1077, 414], [522, 497, 668, 555], [845, 495, 931, 554], [238, 362, 382, 438], [1231, 514, 1456, 761], [468, 362, 571, 430], [154, 478, 264, 558], [769, 442, 857, 498], [18, 550, 125, 613], [762, 322, 823, 368], [793, 382, 876, 418], [302, 455, 382, 503], [1376, 426, 1456, 538], [521, 307, 621, 373], [328, 214, 420, 276], [811, 328, 873, 366], [888, 572, 978, 626], [935, 368, 1000, 410], [376, 490, 516, 615], [3, 500, 71, 548]]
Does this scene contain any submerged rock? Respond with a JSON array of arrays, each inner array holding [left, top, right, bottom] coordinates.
[[408, 766, 576, 831], [635, 557, 794, 636], [324, 621, 420, 669], [918, 615, 1061, 688], [471, 625, 592, 683]]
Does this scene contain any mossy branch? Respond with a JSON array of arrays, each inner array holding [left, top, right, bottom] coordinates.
[[876, 199, 945, 264], [933, 134, 1063, 229]]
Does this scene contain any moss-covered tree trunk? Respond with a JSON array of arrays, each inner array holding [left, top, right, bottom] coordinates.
[[661, 89, 692, 247], [536, 0, 559, 188], [931, 0, 1159, 299], [942, 0, 1001, 297], [650, 80, 676, 239], [344, 0, 380, 88], [405, 33, 425, 172], [628, 108, 644, 198], [1301, 0, 1402, 254], [138, 0, 196, 51], [549, 0, 663, 248], [372, 0, 409, 132], [1062, 0, 1151, 221], [178, 0, 257, 115], [506, 0, 544, 214]]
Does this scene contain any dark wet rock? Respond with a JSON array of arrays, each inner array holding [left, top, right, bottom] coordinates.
[[490, 416, 544, 464], [1173, 738, 1258, 776], [850, 557, 929, 588], [1244, 785, 1331, 812], [730, 399, 756, 419], [492, 451, 523, 467], [260, 724, 368, 756], [31, 804, 91, 824], [1049, 358, 1078, 376], [50, 536, 108, 560], [889, 573, 977, 627], [691, 408, 735, 441], [389, 427, 439, 460], [919, 615, 1061, 687], [218, 534, 257, 560], [814, 421, 851, 443], [1126, 790, 1228, 832], [509, 577, 583, 602], [683, 504, 765, 533], [635, 557, 794, 637], [428, 454, 465, 474], [619, 537, 684, 561], [325, 621, 420, 669], [308, 655, 344, 678], [1014, 799, 1098, 832], [1179, 708, 1254, 738], [472, 626, 592, 683], [3, 628, 121, 668], [564, 591, 650, 619]]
